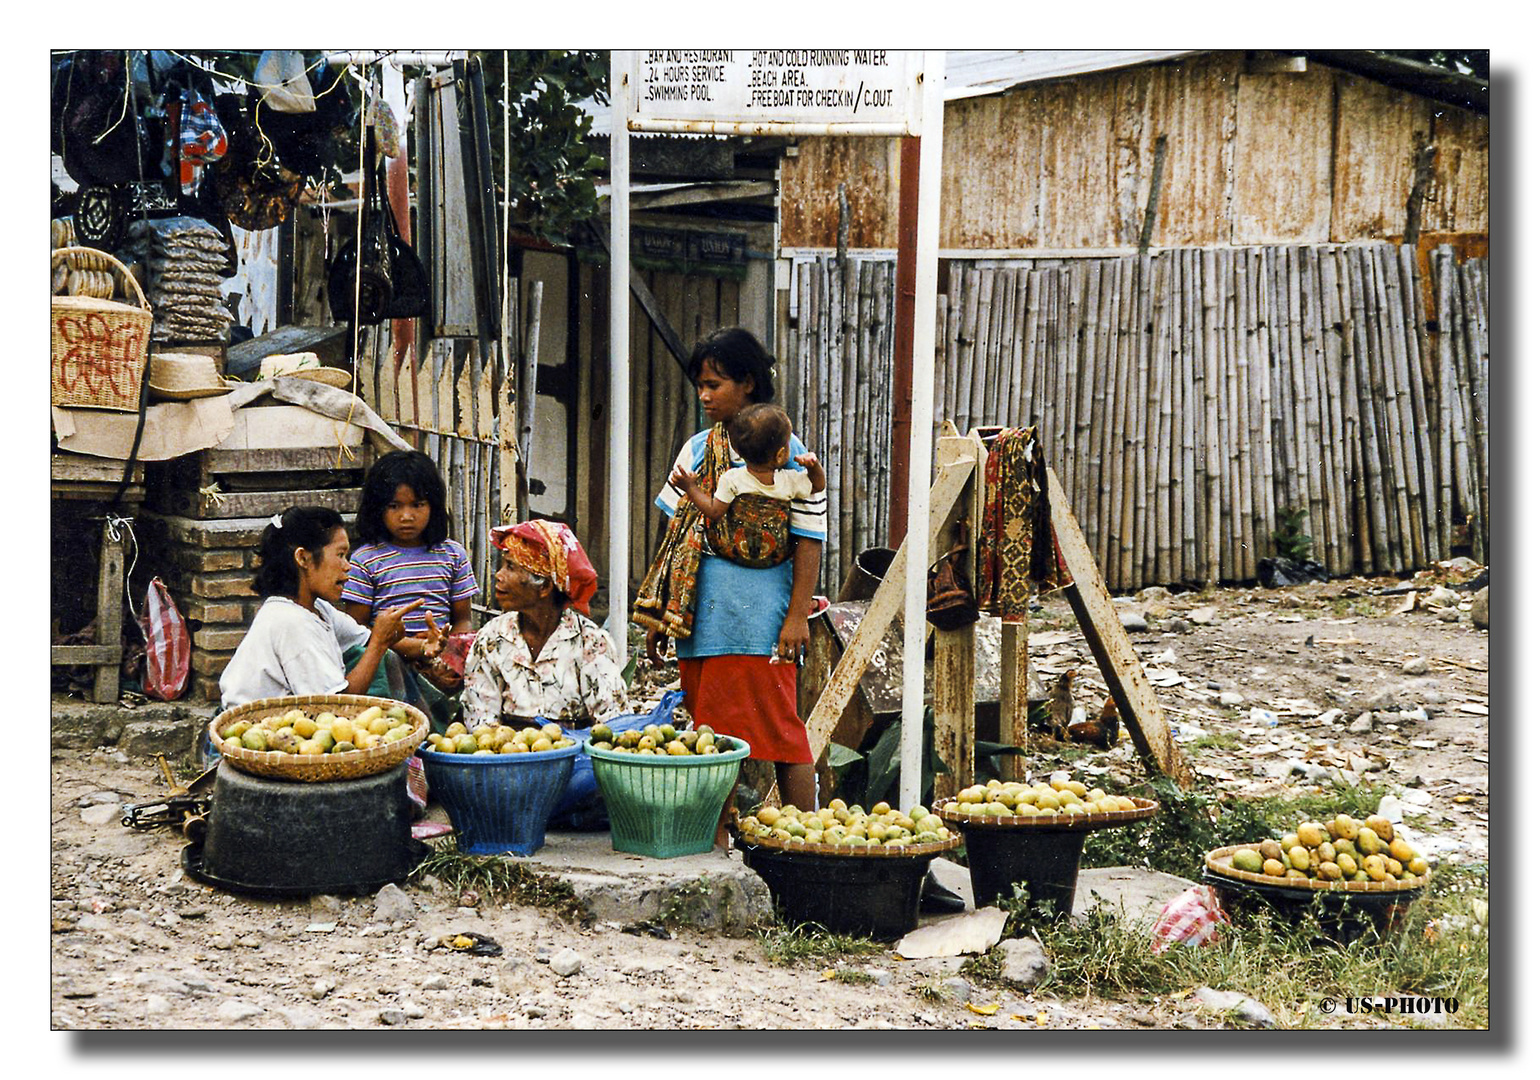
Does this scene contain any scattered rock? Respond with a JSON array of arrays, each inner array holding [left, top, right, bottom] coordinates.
[[310, 979, 335, 1001], [236, 934, 262, 949], [1363, 686, 1402, 711], [941, 976, 972, 1003], [80, 804, 122, 826], [1471, 587, 1488, 630], [1190, 606, 1217, 626], [310, 895, 343, 915], [1444, 556, 1479, 573], [995, 937, 1051, 991], [1139, 586, 1170, 603], [1206, 681, 1223, 692], [1165, 618, 1194, 635], [1400, 707, 1429, 724], [377, 1009, 407, 1026], [1194, 987, 1276, 1029], [895, 907, 1008, 959], [1437, 608, 1460, 623], [216, 1000, 264, 1023], [1347, 713, 1374, 735], [374, 884, 417, 925], [1349, 755, 1373, 774], [909, 956, 967, 977], [421, 974, 450, 992], [526, 1004, 547, 1019], [1376, 794, 1403, 823], [1118, 609, 1148, 632], [1314, 708, 1344, 726], [403, 1002, 426, 1020], [550, 948, 583, 977], [1335, 671, 1353, 683], [1425, 586, 1460, 609], [280, 1006, 324, 1030], [1218, 691, 1244, 707], [862, 966, 892, 987], [1401, 657, 1430, 676], [458, 889, 480, 908], [145, 994, 171, 1016]]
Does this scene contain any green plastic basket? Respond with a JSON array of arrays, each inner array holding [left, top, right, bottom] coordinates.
[[584, 735, 750, 858]]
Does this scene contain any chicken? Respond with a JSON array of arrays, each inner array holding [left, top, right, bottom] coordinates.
[[1068, 694, 1122, 751], [1044, 669, 1076, 741]]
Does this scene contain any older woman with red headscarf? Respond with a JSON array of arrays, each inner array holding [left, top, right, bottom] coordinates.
[[460, 520, 628, 729]]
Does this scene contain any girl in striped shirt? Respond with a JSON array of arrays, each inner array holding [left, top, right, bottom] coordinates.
[[343, 450, 478, 687]]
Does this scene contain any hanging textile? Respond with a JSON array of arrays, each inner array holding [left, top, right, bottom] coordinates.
[[976, 426, 1072, 623], [631, 425, 734, 638]]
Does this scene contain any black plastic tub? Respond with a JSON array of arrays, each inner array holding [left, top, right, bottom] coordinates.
[[961, 825, 1087, 916], [1201, 869, 1425, 944], [735, 838, 934, 939], [185, 759, 425, 898]]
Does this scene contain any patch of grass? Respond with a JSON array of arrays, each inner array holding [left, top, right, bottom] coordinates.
[[996, 864, 1487, 1029], [756, 919, 886, 967], [911, 980, 947, 1005], [961, 948, 1003, 985], [410, 843, 584, 922], [658, 875, 717, 928], [1185, 732, 1242, 752], [828, 967, 877, 985]]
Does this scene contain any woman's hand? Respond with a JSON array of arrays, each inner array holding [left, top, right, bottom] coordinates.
[[420, 612, 446, 660], [371, 599, 424, 648], [775, 613, 810, 665], [645, 627, 671, 667]]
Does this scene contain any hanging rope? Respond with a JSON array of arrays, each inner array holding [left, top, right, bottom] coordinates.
[[103, 513, 142, 627]]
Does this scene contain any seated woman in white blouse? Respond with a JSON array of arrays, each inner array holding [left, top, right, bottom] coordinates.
[[219, 506, 424, 710]]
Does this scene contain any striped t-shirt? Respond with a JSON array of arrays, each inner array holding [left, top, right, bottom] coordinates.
[[341, 540, 479, 635]]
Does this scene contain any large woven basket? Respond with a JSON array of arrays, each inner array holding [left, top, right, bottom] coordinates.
[[932, 795, 1160, 833], [728, 810, 963, 860], [51, 246, 154, 412], [1205, 843, 1430, 894], [210, 694, 428, 783]]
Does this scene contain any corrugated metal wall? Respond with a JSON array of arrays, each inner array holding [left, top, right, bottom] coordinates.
[[780, 52, 1488, 250]]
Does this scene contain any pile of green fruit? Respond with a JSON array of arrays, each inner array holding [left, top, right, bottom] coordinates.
[[221, 704, 416, 756], [589, 722, 727, 756], [939, 776, 1139, 819], [1227, 813, 1429, 884], [425, 721, 576, 755], [735, 799, 954, 849]]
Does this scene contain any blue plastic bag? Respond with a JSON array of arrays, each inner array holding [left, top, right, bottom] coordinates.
[[548, 690, 685, 830]]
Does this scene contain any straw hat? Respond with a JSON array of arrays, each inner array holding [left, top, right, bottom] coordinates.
[[261, 352, 352, 389], [147, 353, 236, 401]]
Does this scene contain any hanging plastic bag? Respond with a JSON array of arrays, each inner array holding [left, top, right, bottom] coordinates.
[[254, 50, 316, 114], [138, 577, 191, 701], [1150, 885, 1231, 953]]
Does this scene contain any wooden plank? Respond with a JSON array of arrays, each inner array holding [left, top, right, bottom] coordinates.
[[805, 458, 975, 760], [161, 486, 362, 520], [51, 644, 123, 666], [931, 435, 981, 800], [92, 517, 125, 703], [998, 621, 1031, 782], [51, 458, 145, 485], [1043, 466, 1192, 787]]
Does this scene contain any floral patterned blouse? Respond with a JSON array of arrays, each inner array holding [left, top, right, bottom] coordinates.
[[460, 607, 628, 728]]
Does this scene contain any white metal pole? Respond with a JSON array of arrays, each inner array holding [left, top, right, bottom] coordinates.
[[898, 51, 946, 812], [607, 53, 632, 652]]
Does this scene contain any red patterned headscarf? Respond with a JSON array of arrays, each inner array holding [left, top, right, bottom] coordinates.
[[489, 520, 599, 617]]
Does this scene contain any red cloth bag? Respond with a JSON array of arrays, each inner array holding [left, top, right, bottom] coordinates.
[[139, 577, 190, 701]]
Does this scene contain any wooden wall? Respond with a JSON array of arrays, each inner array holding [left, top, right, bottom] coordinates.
[[780, 52, 1488, 250]]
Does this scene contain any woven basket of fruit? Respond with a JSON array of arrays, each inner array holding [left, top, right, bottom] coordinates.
[[729, 801, 962, 859], [1204, 812, 1431, 893], [931, 779, 1159, 832], [210, 695, 428, 783]]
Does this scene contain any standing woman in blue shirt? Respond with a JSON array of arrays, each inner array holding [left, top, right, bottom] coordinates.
[[644, 328, 826, 814]]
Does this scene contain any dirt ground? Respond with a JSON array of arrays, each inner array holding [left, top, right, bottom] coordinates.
[[49, 567, 1487, 1031]]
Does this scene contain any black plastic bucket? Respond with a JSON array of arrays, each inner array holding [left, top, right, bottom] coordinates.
[[837, 547, 898, 603], [962, 824, 1088, 916], [1201, 869, 1424, 944], [187, 760, 425, 897], [737, 840, 933, 939]]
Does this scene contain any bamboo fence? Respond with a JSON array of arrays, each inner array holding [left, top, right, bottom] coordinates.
[[785, 243, 1489, 591]]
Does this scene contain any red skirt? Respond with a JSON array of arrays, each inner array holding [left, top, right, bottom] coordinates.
[[678, 656, 812, 764]]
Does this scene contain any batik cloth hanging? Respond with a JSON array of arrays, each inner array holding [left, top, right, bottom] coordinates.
[[976, 426, 1072, 623]]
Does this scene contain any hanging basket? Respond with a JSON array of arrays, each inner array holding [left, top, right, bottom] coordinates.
[[50, 245, 153, 412]]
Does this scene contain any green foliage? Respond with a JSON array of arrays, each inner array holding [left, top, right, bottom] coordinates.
[[470, 50, 609, 246], [410, 842, 584, 921], [756, 920, 885, 966], [1272, 507, 1314, 562]]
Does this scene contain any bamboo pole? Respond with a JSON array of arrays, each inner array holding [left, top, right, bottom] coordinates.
[[1132, 253, 1153, 588], [1398, 244, 1440, 562], [1433, 246, 1456, 559], [1447, 261, 1479, 562], [1151, 252, 1174, 584], [942, 263, 962, 428], [1233, 249, 1258, 581], [876, 262, 895, 544], [1224, 248, 1245, 582], [813, 258, 831, 584], [1331, 248, 1370, 572], [1200, 249, 1220, 585], [1027, 268, 1048, 429], [855, 260, 874, 551], [1317, 247, 1353, 571], [841, 257, 859, 573], [1115, 257, 1139, 590], [995, 265, 1019, 427], [956, 266, 982, 429], [1458, 259, 1488, 562], [1366, 246, 1411, 570], [1347, 247, 1392, 572], [1248, 249, 1273, 563], [1265, 249, 1293, 532], [1178, 249, 1197, 583], [970, 266, 997, 432], [1044, 269, 1063, 470], [1005, 267, 1029, 427], [1379, 243, 1426, 567], [1084, 260, 1109, 565], [1298, 248, 1333, 570]]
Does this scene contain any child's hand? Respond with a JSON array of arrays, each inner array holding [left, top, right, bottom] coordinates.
[[669, 464, 701, 492], [420, 612, 446, 660], [794, 452, 820, 470], [372, 599, 424, 647]]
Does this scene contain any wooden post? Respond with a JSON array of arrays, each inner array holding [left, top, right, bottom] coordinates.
[[1043, 467, 1192, 787], [931, 432, 984, 799], [93, 517, 125, 704]]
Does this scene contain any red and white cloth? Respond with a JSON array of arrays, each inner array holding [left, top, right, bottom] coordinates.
[[178, 91, 228, 195], [1150, 885, 1231, 953]]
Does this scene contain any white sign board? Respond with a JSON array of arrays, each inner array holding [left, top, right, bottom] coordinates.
[[629, 50, 921, 136]]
